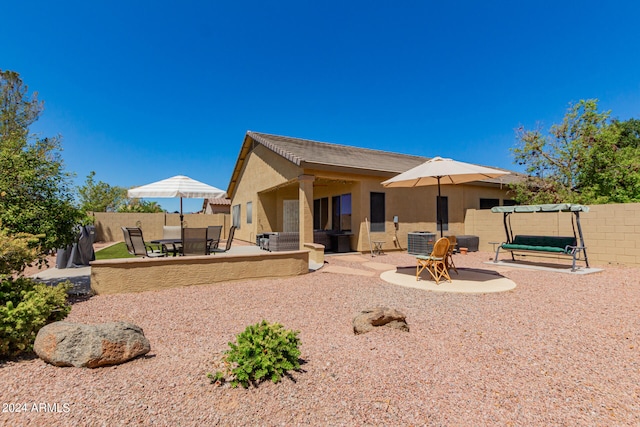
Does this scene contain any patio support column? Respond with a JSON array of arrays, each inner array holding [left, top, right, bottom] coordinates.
[[298, 174, 315, 251]]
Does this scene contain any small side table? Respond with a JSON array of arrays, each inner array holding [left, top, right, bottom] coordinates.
[[372, 241, 385, 255], [488, 241, 500, 252]]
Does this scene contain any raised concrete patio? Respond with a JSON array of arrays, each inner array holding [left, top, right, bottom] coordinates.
[[32, 243, 323, 295]]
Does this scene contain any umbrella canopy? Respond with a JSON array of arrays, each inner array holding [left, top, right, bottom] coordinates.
[[381, 157, 510, 237], [128, 175, 227, 226]]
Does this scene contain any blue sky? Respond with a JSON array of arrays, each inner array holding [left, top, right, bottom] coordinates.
[[3, 1, 639, 213]]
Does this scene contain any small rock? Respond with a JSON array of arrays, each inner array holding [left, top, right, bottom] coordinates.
[[34, 321, 150, 368], [353, 307, 409, 335]]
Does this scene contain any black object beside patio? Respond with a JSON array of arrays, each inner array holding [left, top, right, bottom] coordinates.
[[56, 225, 96, 268], [456, 235, 479, 252]]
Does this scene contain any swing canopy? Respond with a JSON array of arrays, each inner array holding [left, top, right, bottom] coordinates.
[[490, 203, 589, 214]]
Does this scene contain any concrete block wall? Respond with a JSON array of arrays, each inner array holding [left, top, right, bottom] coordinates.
[[92, 212, 230, 242], [581, 203, 640, 266]]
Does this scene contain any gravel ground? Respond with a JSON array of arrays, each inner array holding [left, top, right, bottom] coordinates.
[[2, 250, 639, 426]]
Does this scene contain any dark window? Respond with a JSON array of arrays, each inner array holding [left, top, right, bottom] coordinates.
[[332, 196, 340, 231], [313, 197, 329, 229], [332, 193, 351, 232], [503, 199, 517, 206], [370, 192, 385, 232], [437, 196, 448, 232], [479, 198, 500, 210]]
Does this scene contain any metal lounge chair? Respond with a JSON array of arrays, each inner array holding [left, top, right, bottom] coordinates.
[[416, 237, 451, 284], [122, 226, 135, 255], [162, 225, 182, 256], [123, 227, 166, 258], [181, 227, 210, 256], [206, 225, 223, 251], [210, 226, 236, 254]]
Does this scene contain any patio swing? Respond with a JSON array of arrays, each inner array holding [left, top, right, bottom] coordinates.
[[491, 203, 590, 271]]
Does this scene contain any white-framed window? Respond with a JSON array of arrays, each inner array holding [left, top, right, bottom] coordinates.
[[283, 200, 299, 232], [232, 204, 241, 229]]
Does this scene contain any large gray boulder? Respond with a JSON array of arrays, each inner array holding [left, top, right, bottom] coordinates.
[[353, 307, 409, 335], [34, 321, 150, 368]]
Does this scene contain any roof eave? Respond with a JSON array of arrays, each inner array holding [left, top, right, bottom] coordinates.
[[226, 133, 254, 199], [300, 160, 412, 177], [248, 131, 302, 166]]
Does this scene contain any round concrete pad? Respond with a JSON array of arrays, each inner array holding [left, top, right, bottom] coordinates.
[[380, 267, 516, 294]]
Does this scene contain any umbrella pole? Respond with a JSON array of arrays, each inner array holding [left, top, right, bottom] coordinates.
[[437, 177, 443, 238], [180, 197, 184, 228], [365, 217, 374, 257]]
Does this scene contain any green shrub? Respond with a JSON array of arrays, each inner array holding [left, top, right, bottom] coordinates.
[[0, 277, 71, 357], [208, 320, 301, 388], [0, 228, 39, 276]]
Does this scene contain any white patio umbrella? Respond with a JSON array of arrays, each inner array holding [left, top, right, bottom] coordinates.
[[381, 157, 510, 237], [127, 175, 227, 227]]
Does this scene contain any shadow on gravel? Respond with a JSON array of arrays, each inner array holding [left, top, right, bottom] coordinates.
[[34, 275, 94, 304], [67, 293, 94, 305], [0, 352, 39, 368]]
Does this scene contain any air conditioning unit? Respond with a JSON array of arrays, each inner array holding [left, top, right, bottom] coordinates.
[[407, 232, 436, 255]]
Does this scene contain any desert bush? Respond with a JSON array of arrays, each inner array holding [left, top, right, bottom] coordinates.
[[0, 277, 71, 357], [208, 320, 301, 388]]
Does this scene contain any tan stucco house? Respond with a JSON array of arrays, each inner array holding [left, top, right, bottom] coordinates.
[[227, 131, 519, 253]]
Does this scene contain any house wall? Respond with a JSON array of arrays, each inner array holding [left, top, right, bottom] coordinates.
[[231, 144, 301, 243], [258, 191, 278, 234], [229, 145, 514, 252], [306, 170, 513, 252], [355, 177, 514, 252], [464, 203, 640, 267]]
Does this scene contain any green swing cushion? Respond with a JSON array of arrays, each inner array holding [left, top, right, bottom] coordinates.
[[501, 235, 577, 254]]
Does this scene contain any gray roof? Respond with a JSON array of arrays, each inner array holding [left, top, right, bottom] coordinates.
[[227, 131, 523, 197], [206, 198, 231, 206], [248, 131, 428, 174]]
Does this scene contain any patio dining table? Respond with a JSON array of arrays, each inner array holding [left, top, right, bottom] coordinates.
[[150, 238, 214, 256]]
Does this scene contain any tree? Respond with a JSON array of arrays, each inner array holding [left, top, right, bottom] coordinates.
[[616, 118, 640, 149], [77, 171, 128, 212], [76, 171, 167, 213], [1, 71, 73, 357], [117, 199, 164, 213], [578, 119, 640, 203], [0, 70, 82, 253], [1, 70, 43, 142], [511, 99, 640, 204]]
